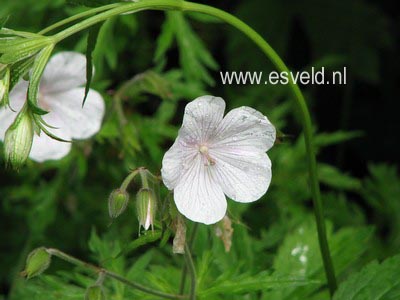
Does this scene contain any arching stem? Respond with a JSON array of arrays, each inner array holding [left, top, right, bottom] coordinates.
[[44, 0, 337, 295]]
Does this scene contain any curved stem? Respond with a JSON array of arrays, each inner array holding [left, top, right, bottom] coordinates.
[[184, 244, 197, 300], [47, 248, 187, 299], [182, 3, 338, 295], [179, 223, 199, 294], [38, 3, 123, 35], [45, 0, 336, 295]]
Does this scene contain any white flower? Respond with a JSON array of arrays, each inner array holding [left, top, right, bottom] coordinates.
[[161, 96, 276, 225], [0, 52, 105, 162]]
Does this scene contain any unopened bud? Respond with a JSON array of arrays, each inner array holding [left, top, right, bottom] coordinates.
[[136, 188, 157, 231], [108, 189, 129, 219], [85, 285, 106, 300], [0, 67, 10, 106], [4, 110, 34, 169], [23, 247, 51, 279]]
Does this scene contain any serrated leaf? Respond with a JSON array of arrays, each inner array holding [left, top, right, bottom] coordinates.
[[156, 12, 218, 86], [333, 254, 400, 300], [83, 23, 102, 107], [115, 230, 162, 258], [318, 163, 362, 191], [199, 273, 318, 297], [267, 219, 373, 299], [154, 16, 175, 63]]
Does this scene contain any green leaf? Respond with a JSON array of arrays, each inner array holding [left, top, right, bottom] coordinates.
[[199, 272, 318, 297], [0, 16, 9, 29], [318, 163, 362, 191], [0, 37, 52, 64], [66, 0, 118, 7], [83, 23, 102, 107], [314, 130, 363, 149], [267, 218, 373, 299], [333, 254, 400, 300], [115, 230, 162, 258], [155, 12, 218, 86], [27, 44, 54, 114]]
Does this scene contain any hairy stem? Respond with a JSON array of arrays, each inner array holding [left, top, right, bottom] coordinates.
[[44, 0, 337, 295], [46, 248, 187, 299]]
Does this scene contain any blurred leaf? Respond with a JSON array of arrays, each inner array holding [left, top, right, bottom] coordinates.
[[0, 16, 9, 29], [155, 12, 218, 86], [333, 254, 400, 300], [314, 131, 363, 149], [268, 218, 373, 299], [318, 163, 361, 191], [66, 0, 117, 7], [199, 272, 318, 298]]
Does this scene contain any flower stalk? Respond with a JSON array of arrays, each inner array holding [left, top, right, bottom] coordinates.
[[46, 248, 187, 299]]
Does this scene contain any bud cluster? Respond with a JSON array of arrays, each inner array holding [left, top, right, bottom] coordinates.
[[107, 168, 158, 234]]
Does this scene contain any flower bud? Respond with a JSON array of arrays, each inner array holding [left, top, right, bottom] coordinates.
[[85, 285, 106, 300], [0, 67, 10, 106], [24, 247, 51, 279], [108, 189, 129, 219], [136, 188, 157, 231], [4, 110, 34, 169]]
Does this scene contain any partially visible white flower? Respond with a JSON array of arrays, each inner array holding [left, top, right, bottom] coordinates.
[[0, 52, 105, 162], [161, 96, 276, 225]]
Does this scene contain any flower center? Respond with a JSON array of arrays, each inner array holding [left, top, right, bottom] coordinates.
[[198, 144, 215, 166]]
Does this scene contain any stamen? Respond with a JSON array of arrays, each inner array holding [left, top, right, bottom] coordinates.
[[199, 145, 215, 166]]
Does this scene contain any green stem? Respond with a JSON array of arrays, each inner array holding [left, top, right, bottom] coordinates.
[[46, 248, 187, 299], [184, 244, 197, 300], [120, 167, 142, 191], [38, 3, 123, 35], [179, 223, 199, 294], [46, 0, 337, 295]]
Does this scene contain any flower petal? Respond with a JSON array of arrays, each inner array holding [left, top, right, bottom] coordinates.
[[0, 81, 28, 140], [211, 148, 272, 203], [212, 106, 276, 152], [161, 138, 198, 190], [174, 155, 227, 225], [41, 52, 87, 93], [179, 95, 225, 144], [29, 113, 72, 162], [47, 88, 105, 139]]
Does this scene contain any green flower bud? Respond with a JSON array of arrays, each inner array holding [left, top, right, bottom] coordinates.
[[85, 285, 106, 300], [24, 247, 51, 279], [4, 109, 34, 169], [136, 188, 157, 231], [0, 67, 10, 106], [108, 189, 129, 219]]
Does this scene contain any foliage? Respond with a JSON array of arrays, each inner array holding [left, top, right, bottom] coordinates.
[[0, 0, 398, 299]]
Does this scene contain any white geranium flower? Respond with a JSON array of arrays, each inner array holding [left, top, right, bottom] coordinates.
[[0, 52, 105, 162], [162, 96, 276, 225]]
